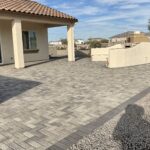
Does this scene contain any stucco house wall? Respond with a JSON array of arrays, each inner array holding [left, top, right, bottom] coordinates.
[[0, 20, 14, 64], [111, 37, 127, 43], [0, 0, 77, 68], [23, 22, 49, 62], [0, 20, 49, 65]]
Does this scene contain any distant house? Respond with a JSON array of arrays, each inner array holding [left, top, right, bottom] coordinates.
[[110, 31, 150, 44], [75, 39, 85, 45], [88, 38, 108, 42], [110, 31, 133, 44], [0, 0, 78, 69], [49, 41, 62, 46]]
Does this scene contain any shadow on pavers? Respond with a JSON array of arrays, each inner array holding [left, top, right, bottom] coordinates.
[[75, 50, 90, 61], [47, 87, 150, 150], [49, 55, 68, 62], [25, 60, 50, 68], [0, 75, 41, 103], [50, 50, 90, 62], [113, 104, 150, 150]]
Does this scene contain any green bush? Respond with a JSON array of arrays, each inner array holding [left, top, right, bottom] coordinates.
[[89, 41, 102, 48]]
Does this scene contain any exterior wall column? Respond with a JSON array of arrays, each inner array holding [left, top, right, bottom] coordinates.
[[12, 19, 25, 69], [67, 24, 75, 61]]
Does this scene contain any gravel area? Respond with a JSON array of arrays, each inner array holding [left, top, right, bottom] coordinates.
[[69, 93, 150, 150]]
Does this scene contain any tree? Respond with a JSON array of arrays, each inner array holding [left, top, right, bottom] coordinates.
[[101, 39, 109, 43], [148, 19, 150, 32], [61, 39, 67, 45], [89, 41, 102, 48]]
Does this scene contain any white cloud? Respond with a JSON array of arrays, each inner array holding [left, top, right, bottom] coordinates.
[[52, 3, 101, 17], [96, 0, 150, 5], [33, 0, 150, 40], [69, 6, 100, 16], [96, 0, 121, 4], [119, 4, 139, 9], [33, 0, 48, 5]]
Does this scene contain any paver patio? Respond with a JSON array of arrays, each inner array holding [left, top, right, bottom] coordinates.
[[0, 58, 150, 150], [69, 92, 150, 150]]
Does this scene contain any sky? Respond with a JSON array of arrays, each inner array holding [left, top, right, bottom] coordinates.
[[35, 0, 150, 41]]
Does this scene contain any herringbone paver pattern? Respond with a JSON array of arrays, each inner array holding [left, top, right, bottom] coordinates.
[[0, 58, 150, 149]]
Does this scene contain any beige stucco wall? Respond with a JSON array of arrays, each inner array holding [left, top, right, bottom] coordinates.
[[108, 42, 150, 68], [0, 20, 14, 64], [91, 48, 109, 61], [0, 20, 49, 65], [91, 44, 123, 61]]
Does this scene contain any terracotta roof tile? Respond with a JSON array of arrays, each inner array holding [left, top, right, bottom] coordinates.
[[0, 0, 78, 22]]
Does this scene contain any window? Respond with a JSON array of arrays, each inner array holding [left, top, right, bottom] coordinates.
[[0, 43, 2, 63], [22, 31, 37, 50]]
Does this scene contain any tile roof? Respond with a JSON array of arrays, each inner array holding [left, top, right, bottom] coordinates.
[[111, 31, 150, 39], [0, 0, 78, 22], [110, 31, 134, 38]]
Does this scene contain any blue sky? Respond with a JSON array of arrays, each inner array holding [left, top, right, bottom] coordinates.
[[35, 0, 150, 41]]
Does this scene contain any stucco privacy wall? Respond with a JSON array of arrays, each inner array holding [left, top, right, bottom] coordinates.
[[91, 48, 109, 61], [108, 42, 150, 68], [91, 44, 123, 61], [0, 20, 49, 65]]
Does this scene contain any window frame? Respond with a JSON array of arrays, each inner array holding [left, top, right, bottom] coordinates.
[[22, 31, 38, 50]]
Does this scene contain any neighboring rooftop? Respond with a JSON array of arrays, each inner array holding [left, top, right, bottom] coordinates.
[[110, 31, 135, 38], [110, 31, 150, 39], [0, 0, 78, 22]]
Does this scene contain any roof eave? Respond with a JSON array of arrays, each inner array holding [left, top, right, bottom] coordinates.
[[0, 9, 78, 23], [0, 10, 78, 25]]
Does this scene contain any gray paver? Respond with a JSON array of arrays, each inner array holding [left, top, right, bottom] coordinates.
[[0, 58, 149, 149], [68, 93, 150, 150]]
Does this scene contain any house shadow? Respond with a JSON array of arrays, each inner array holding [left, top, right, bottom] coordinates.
[[113, 104, 150, 150], [49, 50, 90, 62], [25, 55, 68, 68], [49, 55, 68, 61], [0, 75, 41, 103], [75, 50, 90, 61], [25, 60, 50, 68]]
